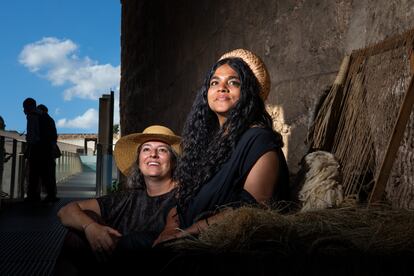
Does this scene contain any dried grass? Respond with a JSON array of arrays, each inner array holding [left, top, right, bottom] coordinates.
[[169, 206, 414, 257]]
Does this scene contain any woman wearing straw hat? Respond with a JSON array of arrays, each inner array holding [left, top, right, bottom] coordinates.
[[154, 49, 290, 245], [57, 125, 180, 260]]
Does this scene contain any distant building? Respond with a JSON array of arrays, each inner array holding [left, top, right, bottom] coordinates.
[[57, 133, 119, 155]]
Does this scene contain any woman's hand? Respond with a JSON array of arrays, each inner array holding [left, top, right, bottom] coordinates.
[[84, 222, 122, 253], [153, 217, 212, 246], [153, 228, 185, 246]]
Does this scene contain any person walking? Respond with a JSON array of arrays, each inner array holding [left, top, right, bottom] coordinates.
[[38, 104, 61, 198]]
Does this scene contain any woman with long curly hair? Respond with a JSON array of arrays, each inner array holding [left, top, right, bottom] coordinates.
[[154, 49, 290, 245]]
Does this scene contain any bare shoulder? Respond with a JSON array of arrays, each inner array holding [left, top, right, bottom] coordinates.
[[244, 151, 280, 203]]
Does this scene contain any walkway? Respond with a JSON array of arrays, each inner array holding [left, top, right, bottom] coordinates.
[[0, 171, 96, 275], [57, 171, 96, 199]]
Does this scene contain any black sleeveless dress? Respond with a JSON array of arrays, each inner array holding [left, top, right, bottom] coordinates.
[[179, 127, 290, 228], [97, 189, 176, 236]]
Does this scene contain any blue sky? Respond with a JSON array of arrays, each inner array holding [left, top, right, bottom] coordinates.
[[0, 0, 121, 134]]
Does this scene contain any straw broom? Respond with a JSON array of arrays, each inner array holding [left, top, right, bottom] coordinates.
[[307, 55, 350, 151]]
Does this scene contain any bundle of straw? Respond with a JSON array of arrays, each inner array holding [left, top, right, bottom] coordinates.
[[307, 55, 350, 151], [169, 206, 414, 256]]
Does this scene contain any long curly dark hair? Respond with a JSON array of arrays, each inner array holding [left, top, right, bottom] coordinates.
[[126, 144, 179, 190], [176, 57, 280, 212]]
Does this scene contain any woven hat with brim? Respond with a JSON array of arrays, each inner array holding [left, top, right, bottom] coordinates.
[[114, 125, 181, 176], [219, 48, 271, 101]]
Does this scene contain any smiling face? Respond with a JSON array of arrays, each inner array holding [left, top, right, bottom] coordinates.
[[138, 141, 173, 181], [207, 63, 241, 126]]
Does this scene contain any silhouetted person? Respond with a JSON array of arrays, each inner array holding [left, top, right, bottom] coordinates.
[[38, 104, 61, 199], [23, 98, 59, 203]]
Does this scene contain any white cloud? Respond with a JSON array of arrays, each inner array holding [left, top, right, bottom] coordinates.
[[19, 37, 77, 72], [19, 37, 120, 100], [57, 108, 98, 129], [63, 64, 120, 100]]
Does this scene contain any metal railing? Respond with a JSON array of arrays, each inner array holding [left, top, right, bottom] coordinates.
[[56, 151, 82, 183], [0, 130, 83, 200]]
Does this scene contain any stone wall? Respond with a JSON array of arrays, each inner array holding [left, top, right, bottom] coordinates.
[[120, 0, 414, 173]]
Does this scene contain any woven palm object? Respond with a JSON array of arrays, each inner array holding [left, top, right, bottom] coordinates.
[[219, 49, 271, 101], [114, 125, 181, 176]]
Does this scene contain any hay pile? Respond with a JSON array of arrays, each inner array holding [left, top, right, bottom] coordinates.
[[169, 206, 414, 257]]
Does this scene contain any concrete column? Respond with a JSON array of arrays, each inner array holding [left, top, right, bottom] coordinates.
[[96, 91, 114, 196]]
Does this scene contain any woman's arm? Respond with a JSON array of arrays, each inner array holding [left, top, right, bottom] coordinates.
[[58, 199, 101, 230], [243, 150, 280, 204], [153, 207, 182, 246], [58, 199, 122, 252]]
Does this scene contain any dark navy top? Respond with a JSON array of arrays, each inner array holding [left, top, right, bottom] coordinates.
[[179, 127, 290, 228]]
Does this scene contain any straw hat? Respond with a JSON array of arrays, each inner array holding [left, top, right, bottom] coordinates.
[[114, 125, 181, 176], [219, 49, 271, 101]]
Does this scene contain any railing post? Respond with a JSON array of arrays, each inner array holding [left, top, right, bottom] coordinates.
[[0, 117, 4, 189], [17, 154, 25, 199], [17, 142, 27, 199], [96, 143, 103, 196], [0, 136, 4, 188], [10, 139, 17, 198], [56, 153, 61, 182]]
